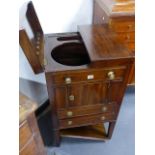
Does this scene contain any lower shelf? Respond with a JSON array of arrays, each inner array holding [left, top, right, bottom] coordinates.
[[60, 123, 108, 141]]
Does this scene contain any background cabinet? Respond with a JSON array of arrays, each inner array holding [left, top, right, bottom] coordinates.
[[93, 0, 135, 84]]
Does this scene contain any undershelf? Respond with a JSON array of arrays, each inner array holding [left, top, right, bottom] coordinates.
[[60, 123, 109, 141]]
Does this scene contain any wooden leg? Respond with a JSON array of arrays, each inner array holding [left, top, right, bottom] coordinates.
[[52, 129, 60, 146], [107, 122, 116, 139]]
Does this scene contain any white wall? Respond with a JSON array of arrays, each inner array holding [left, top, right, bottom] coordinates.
[[19, 0, 93, 84]]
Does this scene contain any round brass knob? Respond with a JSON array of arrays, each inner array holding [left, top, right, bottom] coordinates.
[[67, 111, 73, 117], [102, 106, 107, 112], [128, 25, 132, 29], [101, 116, 105, 121], [36, 45, 40, 49], [65, 77, 71, 84], [126, 35, 130, 40], [69, 95, 74, 101], [107, 71, 115, 80], [36, 51, 40, 55], [68, 121, 72, 125], [37, 36, 40, 40]]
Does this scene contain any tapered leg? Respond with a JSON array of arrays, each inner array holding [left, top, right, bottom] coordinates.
[[107, 122, 116, 139], [52, 129, 60, 146]]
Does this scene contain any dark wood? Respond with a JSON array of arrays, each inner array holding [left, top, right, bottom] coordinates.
[[50, 66, 126, 85], [59, 113, 116, 129], [19, 93, 46, 155], [20, 2, 134, 146], [19, 29, 44, 74], [93, 0, 135, 84], [44, 25, 134, 145], [58, 103, 116, 119], [19, 1, 44, 74], [26, 1, 43, 35], [61, 124, 108, 140], [107, 122, 116, 139]]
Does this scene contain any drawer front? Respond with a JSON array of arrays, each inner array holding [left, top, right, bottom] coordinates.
[[110, 20, 135, 32], [19, 120, 32, 149], [20, 138, 37, 155], [116, 32, 135, 43], [126, 42, 135, 51], [59, 113, 116, 129], [58, 103, 116, 119], [52, 67, 126, 85]]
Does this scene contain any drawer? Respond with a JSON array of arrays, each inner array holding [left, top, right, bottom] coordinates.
[[110, 20, 135, 32], [52, 67, 126, 85], [19, 120, 33, 149], [126, 42, 135, 51], [59, 113, 116, 129], [58, 103, 116, 119], [116, 32, 135, 43], [20, 138, 37, 155]]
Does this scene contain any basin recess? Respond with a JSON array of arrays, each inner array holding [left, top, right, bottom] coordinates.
[[51, 42, 90, 66]]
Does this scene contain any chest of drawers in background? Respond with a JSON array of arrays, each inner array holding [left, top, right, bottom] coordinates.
[[19, 93, 46, 155], [93, 0, 135, 84]]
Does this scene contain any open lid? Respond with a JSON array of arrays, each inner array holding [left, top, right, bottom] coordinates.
[[19, 1, 45, 74]]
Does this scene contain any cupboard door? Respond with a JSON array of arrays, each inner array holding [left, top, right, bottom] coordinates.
[[54, 80, 124, 110], [66, 82, 108, 108], [81, 82, 108, 106]]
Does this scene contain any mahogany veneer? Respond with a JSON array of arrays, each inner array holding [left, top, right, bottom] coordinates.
[[19, 2, 134, 146]]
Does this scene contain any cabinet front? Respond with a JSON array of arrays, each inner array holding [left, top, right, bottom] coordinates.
[[50, 67, 127, 129]]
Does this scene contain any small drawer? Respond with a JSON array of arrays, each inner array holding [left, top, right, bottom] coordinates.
[[58, 103, 116, 119], [52, 67, 126, 85], [59, 113, 116, 129], [19, 120, 33, 149], [116, 32, 135, 43], [110, 20, 135, 32]]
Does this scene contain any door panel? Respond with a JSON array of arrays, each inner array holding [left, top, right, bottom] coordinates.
[[54, 80, 124, 110], [66, 82, 108, 107]]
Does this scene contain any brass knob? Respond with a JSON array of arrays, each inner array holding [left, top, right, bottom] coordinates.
[[102, 106, 107, 112], [37, 36, 40, 40], [128, 25, 132, 29], [68, 121, 72, 125], [36, 51, 40, 55], [65, 77, 71, 84], [67, 111, 73, 117], [36, 45, 40, 49], [107, 71, 115, 80], [69, 95, 74, 101], [126, 35, 130, 40], [101, 116, 105, 121]]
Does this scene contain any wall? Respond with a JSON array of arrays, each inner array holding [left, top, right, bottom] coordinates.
[[19, 0, 93, 84]]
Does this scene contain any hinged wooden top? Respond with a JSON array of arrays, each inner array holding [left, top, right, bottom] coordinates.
[[19, 1, 44, 74], [78, 25, 134, 62]]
